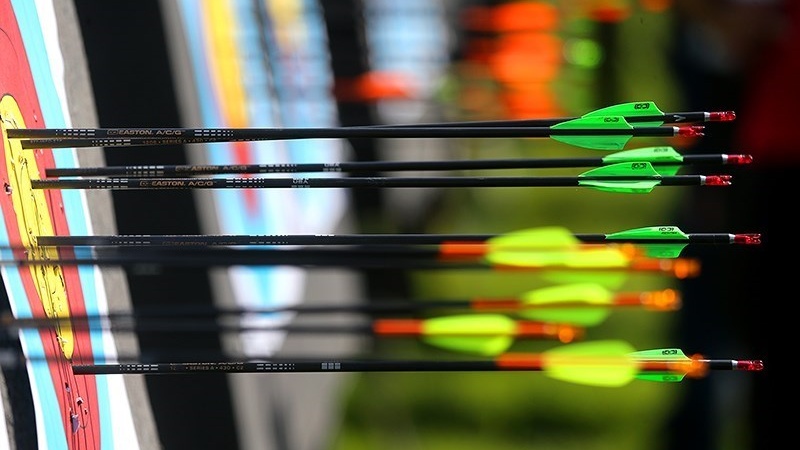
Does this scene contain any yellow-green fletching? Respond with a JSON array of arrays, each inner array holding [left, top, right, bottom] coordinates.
[[629, 348, 690, 383], [583, 101, 665, 127], [421, 314, 516, 356], [607, 226, 689, 258], [579, 161, 663, 194], [542, 272, 630, 290], [519, 283, 613, 326], [602, 147, 683, 176], [561, 247, 630, 268], [550, 116, 634, 150], [543, 340, 638, 387], [486, 226, 580, 252], [486, 249, 573, 267], [537, 256, 632, 300], [486, 246, 629, 269], [483, 227, 581, 267]]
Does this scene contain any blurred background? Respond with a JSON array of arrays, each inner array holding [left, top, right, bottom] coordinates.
[[63, 0, 781, 449]]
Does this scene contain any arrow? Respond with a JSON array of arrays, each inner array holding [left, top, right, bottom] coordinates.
[[8, 116, 704, 151], [35, 225, 761, 260], [1, 313, 584, 357], [30, 162, 730, 194], [7, 101, 726, 140], [0, 240, 701, 274], [378, 101, 735, 128], [69, 340, 764, 388], [2, 284, 680, 330], [42, 147, 753, 178]]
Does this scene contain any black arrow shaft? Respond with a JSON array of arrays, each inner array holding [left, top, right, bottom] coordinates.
[[34, 232, 741, 247], [43, 154, 738, 178], [8, 126, 680, 139], [30, 175, 713, 190], [10, 125, 682, 149], [0, 247, 698, 278], [72, 360, 505, 375]]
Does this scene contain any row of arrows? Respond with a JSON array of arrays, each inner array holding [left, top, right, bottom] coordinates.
[[1, 101, 764, 386]]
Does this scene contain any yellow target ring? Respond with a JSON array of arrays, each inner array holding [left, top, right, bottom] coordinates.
[[1, 94, 73, 359]]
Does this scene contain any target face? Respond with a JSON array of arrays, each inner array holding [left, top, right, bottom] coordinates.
[[1, 2, 140, 449]]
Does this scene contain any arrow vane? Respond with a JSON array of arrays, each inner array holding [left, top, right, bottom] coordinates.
[[9, 116, 705, 151], [69, 340, 764, 388], [0, 245, 702, 279], [2, 284, 681, 330], [43, 147, 752, 178], [35, 225, 760, 259], [29, 162, 730, 194], [32, 232, 757, 246], [377, 102, 735, 128]]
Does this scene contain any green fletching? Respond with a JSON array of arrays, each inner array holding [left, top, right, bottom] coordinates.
[[552, 116, 634, 131], [601, 147, 682, 176], [486, 226, 579, 251], [543, 340, 638, 387], [628, 348, 689, 361], [579, 161, 664, 192], [652, 165, 680, 176], [629, 348, 691, 383], [635, 373, 687, 383], [606, 226, 689, 241], [606, 226, 690, 258], [578, 180, 660, 194], [550, 116, 634, 150], [636, 244, 687, 259], [519, 283, 613, 326], [602, 147, 684, 164], [581, 161, 662, 178], [421, 314, 516, 356], [583, 101, 665, 127]]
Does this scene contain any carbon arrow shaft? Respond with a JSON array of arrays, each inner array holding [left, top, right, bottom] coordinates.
[[43, 153, 751, 178], [73, 360, 506, 375], [0, 288, 675, 325], [30, 174, 726, 190], [9, 125, 695, 149], [0, 248, 700, 276], [70, 356, 761, 375], [35, 233, 510, 246], [34, 232, 755, 247]]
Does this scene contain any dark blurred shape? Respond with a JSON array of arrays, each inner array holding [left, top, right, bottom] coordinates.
[[668, 1, 790, 449], [319, 0, 414, 303], [73, 1, 240, 448]]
